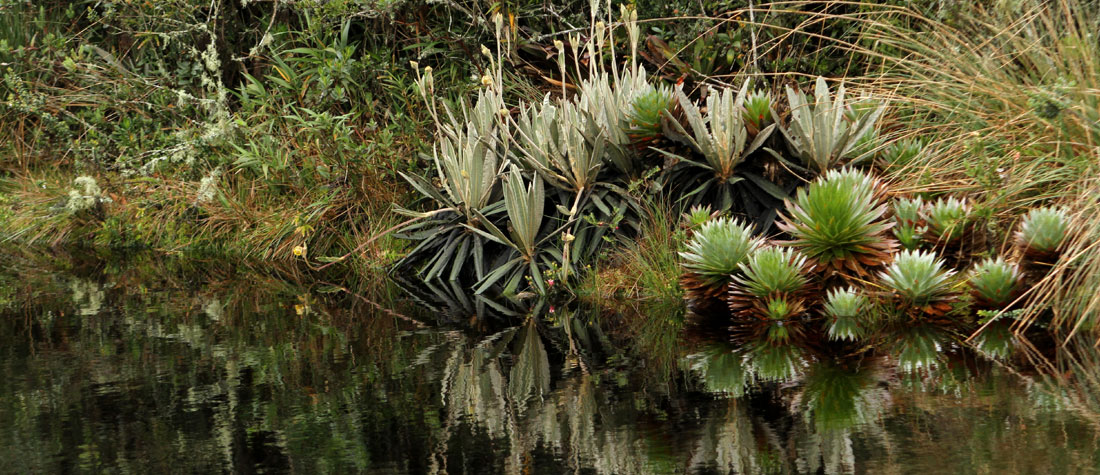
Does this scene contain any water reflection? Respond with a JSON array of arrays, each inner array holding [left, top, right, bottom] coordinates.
[[684, 313, 1100, 474], [1, 253, 1099, 473]]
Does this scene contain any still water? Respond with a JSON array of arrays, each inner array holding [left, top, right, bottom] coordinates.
[[1, 253, 1099, 473]]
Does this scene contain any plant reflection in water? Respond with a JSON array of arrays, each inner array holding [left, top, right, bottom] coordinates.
[[1, 253, 1099, 473]]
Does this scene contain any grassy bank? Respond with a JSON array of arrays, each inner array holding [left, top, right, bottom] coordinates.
[[0, 0, 934, 260]]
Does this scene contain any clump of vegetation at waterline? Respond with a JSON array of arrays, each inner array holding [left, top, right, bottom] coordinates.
[[651, 0, 1100, 342], [682, 168, 1076, 345], [2, 0, 1099, 339], [391, 5, 819, 297]]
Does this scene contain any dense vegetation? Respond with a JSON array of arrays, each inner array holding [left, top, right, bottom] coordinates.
[[2, 0, 1099, 340]]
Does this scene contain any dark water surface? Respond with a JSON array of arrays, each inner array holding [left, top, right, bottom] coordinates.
[[2, 254, 1099, 474]]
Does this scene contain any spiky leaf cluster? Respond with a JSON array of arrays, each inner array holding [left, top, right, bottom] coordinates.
[[729, 247, 816, 327], [823, 287, 870, 341], [421, 90, 507, 218], [394, 89, 510, 284], [879, 250, 958, 318], [471, 166, 551, 294], [512, 99, 615, 194], [777, 77, 885, 172], [777, 168, 897, 276], [679, 217, 761, 299], [626, 87, 674, 141], [922, 196, 970, 242], [577, 66, 656, 175], [659, 80, 785, 213], [682, 204, 714, 231], [666, 81, 774, 180], [892, 196, 926, 250], [968, 257, 1022, 308], [734, 247, 812, 297], [742, 90, 772, 134], [763, 297, 805, 321], [879, 138, 924, 171], [1015, 206, 1070, 256]]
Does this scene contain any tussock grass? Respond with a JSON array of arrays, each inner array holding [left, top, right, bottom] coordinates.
[[832, 0, 1100, 339], [578, 197, 685, 304], [0, 168, 406, 273], [1019, 183, 1100, 338]]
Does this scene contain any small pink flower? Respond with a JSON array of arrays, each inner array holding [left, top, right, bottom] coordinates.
[[547, 279, 555, 287], [549, 306, 556, 313]]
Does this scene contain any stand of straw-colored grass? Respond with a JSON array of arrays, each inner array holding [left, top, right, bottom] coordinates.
[[803, 0, 1100, 340]]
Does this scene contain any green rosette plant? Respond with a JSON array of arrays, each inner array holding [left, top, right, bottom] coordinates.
[[879, 249, 959, 320], [728, 246, 816, 327], [626, 87, 674, 144], [968, 257, 1023, 308], [1014, 206, 1070, 260], [823, 287, 871, 341], [878, 138, 924, 172], [776, 168, 898, 277], [742, 90, 772, 136], [892, 196, 926, 250], [922, 196, 970, 243], [681, 204, 715, 233], [679, 217, 762, 301]]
